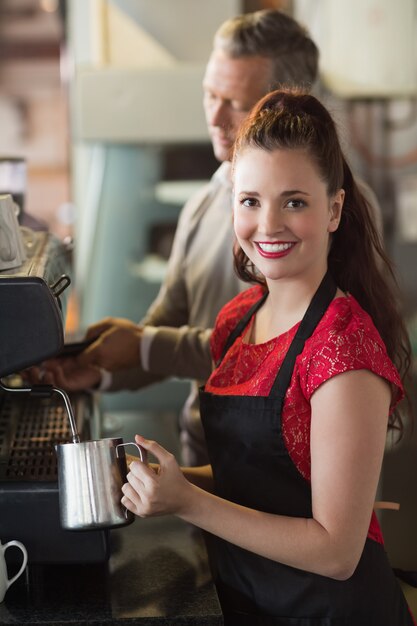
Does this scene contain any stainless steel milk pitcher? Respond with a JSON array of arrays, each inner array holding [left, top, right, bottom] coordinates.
[[55, 437, 146, 530]]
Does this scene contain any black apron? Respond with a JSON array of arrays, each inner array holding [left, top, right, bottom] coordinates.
[[200, 272, 413, 626]]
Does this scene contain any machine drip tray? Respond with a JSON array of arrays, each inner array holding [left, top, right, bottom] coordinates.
[[0, 392, 68, 481], [0, 389, 110, 564]]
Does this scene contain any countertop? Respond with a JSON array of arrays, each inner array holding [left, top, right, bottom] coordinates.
[[0, 515, 223, 625]]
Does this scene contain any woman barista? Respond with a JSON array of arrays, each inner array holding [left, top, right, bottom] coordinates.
[[121, 90, 414, 625]]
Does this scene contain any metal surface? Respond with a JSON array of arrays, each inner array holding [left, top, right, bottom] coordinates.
[[0, 387, 80, 481], [56, 437, 144, 531], [52, 387, 80, 443], [0, 389, 109, 564], [0, 382, 81, 445]]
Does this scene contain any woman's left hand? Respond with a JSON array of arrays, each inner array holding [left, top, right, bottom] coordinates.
[[121, 434, 191, 518]]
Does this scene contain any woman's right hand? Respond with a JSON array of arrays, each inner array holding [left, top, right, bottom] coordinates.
[[122, 435, 193, 518]]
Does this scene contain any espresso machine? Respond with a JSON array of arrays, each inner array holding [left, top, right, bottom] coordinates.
[[0, 212, 109, 564]]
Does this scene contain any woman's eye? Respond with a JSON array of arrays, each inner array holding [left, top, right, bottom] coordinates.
[[241, 197, 258, 208], [286, 199, 305, 210]]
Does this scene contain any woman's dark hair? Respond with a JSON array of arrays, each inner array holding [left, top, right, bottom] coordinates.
[[232, 89, 412, 433]]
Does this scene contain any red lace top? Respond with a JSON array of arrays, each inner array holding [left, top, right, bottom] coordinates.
[[206, 285, 404, 544]]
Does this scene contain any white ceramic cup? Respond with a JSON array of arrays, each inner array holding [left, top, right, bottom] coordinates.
[[0, 540, 28, 603]]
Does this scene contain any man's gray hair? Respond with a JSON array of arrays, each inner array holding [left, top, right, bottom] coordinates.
[[214, 9, 319, 91]]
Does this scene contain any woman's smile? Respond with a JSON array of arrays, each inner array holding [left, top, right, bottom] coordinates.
[[256, 241, 297, 258]]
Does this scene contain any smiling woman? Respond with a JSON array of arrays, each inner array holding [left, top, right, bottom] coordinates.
[[120, 88, 414, 626]]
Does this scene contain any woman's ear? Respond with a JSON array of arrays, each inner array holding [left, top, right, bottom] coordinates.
[[328, 189, 345, 233]]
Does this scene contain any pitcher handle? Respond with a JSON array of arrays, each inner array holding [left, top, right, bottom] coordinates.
[[116, 442, 148, 520], [3, 540, 28, 589], [116, 442, 148, 465]]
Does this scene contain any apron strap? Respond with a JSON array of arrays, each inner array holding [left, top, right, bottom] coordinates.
[[270, 270, 337, 401], [217, 272, 336, 400], [217, 289, 268, 366]]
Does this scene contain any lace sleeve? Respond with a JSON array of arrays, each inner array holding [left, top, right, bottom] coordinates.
[[299, 326, 404, 410]]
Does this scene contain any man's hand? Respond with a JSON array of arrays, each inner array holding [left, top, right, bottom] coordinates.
[[24, 357, 102, 391], [77, 317, 144, 372]]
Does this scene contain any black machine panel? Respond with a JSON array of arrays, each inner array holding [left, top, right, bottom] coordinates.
[[0, 389, 109, 564], [0, 229, 109, 563], [0, 230, 72, 377]]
